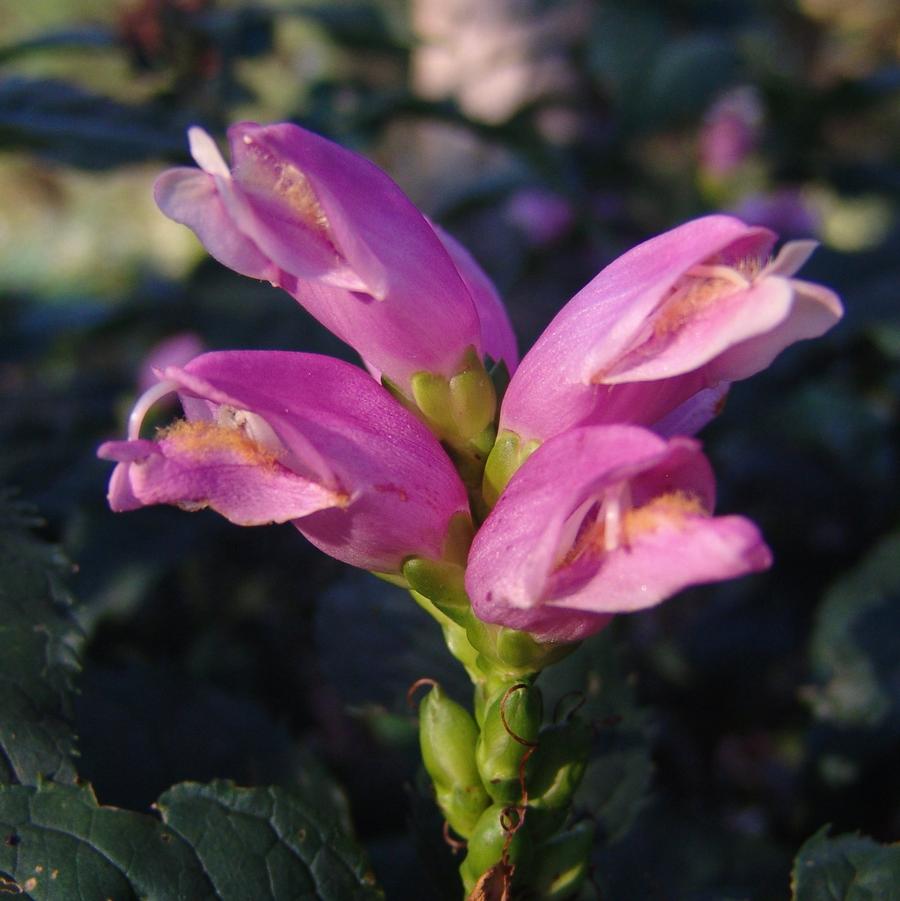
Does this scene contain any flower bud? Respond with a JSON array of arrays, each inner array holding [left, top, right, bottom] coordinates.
[[417, 683, 490, 838], [526, 718, 591, 812], [476, 684, 543, 804], [459, 804, 533, 895], [531, 820, 595, 900]]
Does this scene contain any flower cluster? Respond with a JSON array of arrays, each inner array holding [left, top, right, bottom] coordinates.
[[99, 122, 842, 648]]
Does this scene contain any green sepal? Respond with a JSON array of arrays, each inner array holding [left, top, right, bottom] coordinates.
[[417, 683, 490, 838], [531, 820, 595, 900], [459, 803, 533, 895], [442, 511, 475, 566], [449, 363, 496, 442], [371, 570, 408, 589], [525, 718, 592, 812], [409, 347, 498, 448], [476, 684, 543, 804], [411, 371, 456, 434], [482, 429, 541, 509], [465, 618, 578, 681], [403, 558, 470, 624]]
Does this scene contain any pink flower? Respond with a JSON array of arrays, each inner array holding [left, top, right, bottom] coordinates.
[[98, 351, 469, 573], [698, 86, 763, 177], [466, 425, 771, 643], [498, 215, 843, 447], [154, 124, 517, 389]]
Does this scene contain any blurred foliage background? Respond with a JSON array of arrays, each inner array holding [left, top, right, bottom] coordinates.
[[1, 0, 898, 897]]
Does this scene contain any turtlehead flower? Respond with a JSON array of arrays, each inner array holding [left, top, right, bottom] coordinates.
[[154, 123, 517, 390], [98, 351, 470, 573], [497, 215, 843, 449], [467, 425, 771, 644]]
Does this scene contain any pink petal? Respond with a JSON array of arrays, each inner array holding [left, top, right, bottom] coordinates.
[[433, 223, 519, 374], [154, 167, 276, 282], [707, 278, 843, 382], [101, 432, 343, 526], [545, 515, 771, 615]]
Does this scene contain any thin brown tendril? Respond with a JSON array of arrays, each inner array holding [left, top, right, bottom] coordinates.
[[499, 684, 539, 747], [499, 805, 526, 836], [517, 744, 537, 806], [442, 820, 466, 853], [553, 690, 587, 723], [406, 677, 439, 709]]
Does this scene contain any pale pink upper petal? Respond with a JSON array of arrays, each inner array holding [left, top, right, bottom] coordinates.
[[705, 278, 843, 382], [154, 167, 276, 282]]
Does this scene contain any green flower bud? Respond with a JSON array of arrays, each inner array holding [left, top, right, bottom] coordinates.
[[410, 347, 497, 447], [476, 683, 543, 804], [531, 821, 595, 900], [403, 557, 470, 624], [526, 717, 591, 812], [482, 428, 540, 508], [459, 803, 532, 895], [417, 682, 490, 838], [449, 362, 495, 442]]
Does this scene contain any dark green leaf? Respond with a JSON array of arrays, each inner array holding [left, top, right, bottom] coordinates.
[[0, 779, 383, 900], [0, 497, 80, 786], [0, 781, 217, 900], [806, 531, 900, 730], [791, 826, 900, 900], [156, 781, 383, 900], [0, 78, 189, 169]]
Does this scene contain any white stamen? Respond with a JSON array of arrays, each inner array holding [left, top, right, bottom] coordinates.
[[188, 126, 231, 179], [603, 482, 633, 553], [684, 263, 752, 289], [128, 379, 179, 440], [215, 406, 283, 454]]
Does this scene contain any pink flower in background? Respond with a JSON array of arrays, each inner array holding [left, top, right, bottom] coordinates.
[[505, 187, 574, 247], [466, 425, 771, 643], [734, 189, 821, 240], [99, 351, 469, 573], [498, 215, 843, 447], [154, 124, 518, 389], [698, 86, 763, 177], [137, 332, 205, 392]]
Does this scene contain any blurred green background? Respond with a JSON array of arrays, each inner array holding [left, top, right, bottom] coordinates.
[[1, 0, 898, 898]]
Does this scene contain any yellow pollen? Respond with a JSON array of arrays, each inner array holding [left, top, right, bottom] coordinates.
[[622, 490, 708, 538], [157, 419, 280, 467], [272, 163, 332, 235], [652, 254, 766, 339], [558, 490, 707, 570]]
